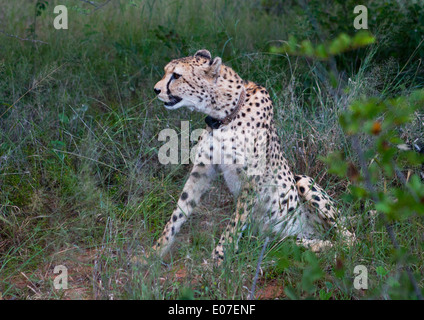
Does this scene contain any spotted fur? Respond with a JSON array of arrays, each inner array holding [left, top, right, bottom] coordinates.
[[147, 49, 355, 264]]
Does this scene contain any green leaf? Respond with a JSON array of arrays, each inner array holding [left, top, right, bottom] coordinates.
[[301, 251, 324, 293], [319, 289, 332, 300], [59, 113, 69, 124], [178, 287, 194, 300], [352, 31, 376, 47], [284, 286, 299, 300], [376, 266, 389, 277]]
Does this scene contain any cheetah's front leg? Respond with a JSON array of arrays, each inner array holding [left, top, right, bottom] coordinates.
[[212, 184, 255, 264], [156, 163, 217, 255], [135, 163, 216, 263]]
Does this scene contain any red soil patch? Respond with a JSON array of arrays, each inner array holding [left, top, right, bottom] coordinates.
[[255, 279, 285, 300]]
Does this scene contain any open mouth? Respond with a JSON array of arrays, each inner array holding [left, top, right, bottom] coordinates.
[[164, 95, 182, 107]]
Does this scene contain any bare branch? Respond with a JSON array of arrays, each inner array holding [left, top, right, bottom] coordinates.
[[0, 30, 48, 45], [79, 0, 113, 14], [0, 63, 65, 119], [248, 236, 269, 300], [79, 0, 98, 6]]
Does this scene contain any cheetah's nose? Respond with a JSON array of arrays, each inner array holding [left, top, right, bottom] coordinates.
[[154, 88, 161, 95]]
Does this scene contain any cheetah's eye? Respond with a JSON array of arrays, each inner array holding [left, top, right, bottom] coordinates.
[[172, 73, 181, 80]]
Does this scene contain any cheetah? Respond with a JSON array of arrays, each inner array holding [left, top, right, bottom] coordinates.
[[147, 49, 355, 264]]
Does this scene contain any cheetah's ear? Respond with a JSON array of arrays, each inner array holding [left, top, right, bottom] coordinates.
[[209, 56, 222, 78], [194, 49, 211, 60]]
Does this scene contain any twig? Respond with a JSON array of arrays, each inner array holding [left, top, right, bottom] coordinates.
[[248, 236, 269, 300], [79, 0, 113, 14], [0, 30, 48, 45], [351, 136, 423, 300], [1, 63, 65, 119], [80, 0, 98, 6], [51, 149, 126, 174]]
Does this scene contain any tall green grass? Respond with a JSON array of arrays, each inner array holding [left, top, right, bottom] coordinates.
[[0, 0, 423, 299]]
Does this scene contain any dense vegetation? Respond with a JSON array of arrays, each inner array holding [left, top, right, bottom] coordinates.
[[0, 0, 423, 299]]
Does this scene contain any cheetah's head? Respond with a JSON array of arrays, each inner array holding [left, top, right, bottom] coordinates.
[[154, 50, 243, 119]]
